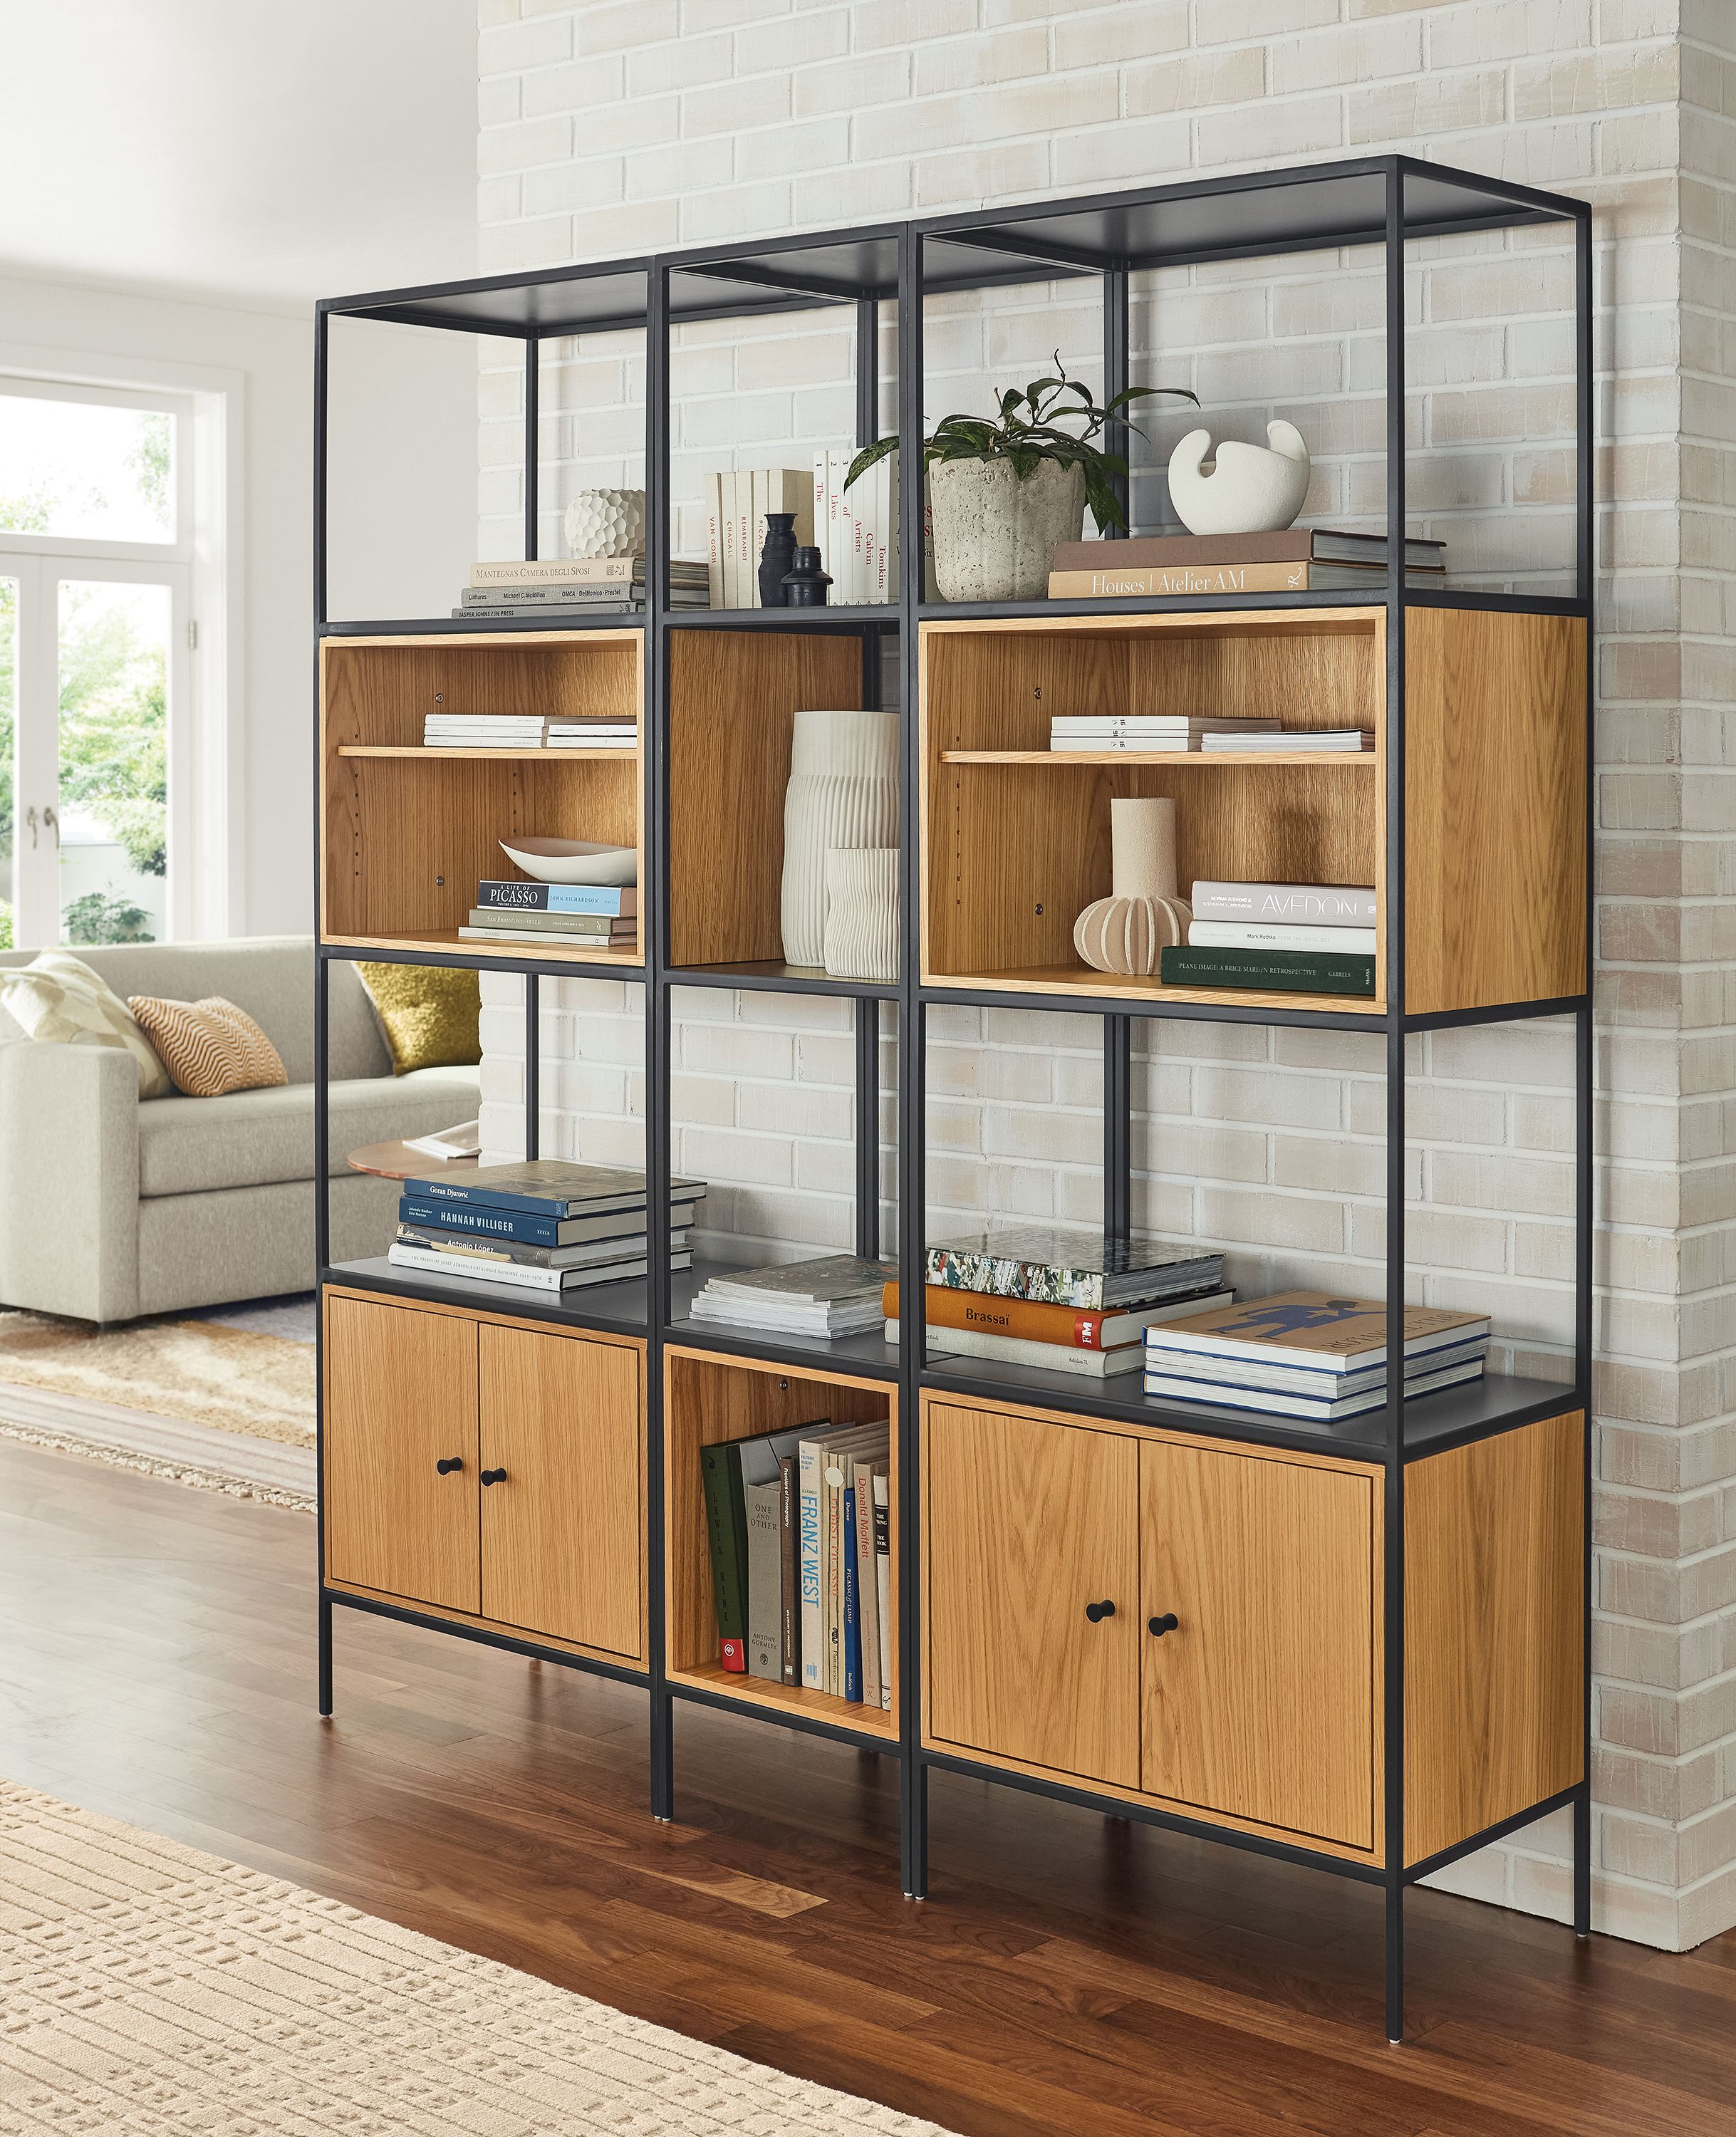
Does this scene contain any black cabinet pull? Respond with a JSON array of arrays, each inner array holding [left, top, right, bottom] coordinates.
[[479, 1467, 508, 1487], [1148, 1612, 1180, 1638], [1083, 1599, 1116, 1623], [435, 1456, 464, 1476]]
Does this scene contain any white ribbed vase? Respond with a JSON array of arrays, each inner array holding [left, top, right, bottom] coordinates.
[[1074, 796, 1192, 977], [780, 709, 900, 967], [823, 848, 900, 982]]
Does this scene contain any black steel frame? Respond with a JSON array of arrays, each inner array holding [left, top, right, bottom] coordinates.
[[310, 156, 1596, 2046]]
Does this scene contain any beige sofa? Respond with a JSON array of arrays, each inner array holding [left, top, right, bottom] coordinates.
[[0, 938, 479, 1324]]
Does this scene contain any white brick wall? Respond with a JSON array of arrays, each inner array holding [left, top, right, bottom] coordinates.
[[473, 0, 1736, 1954]]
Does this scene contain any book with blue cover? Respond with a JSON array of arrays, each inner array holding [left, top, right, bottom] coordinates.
[[400, 1194, 698, 1249]]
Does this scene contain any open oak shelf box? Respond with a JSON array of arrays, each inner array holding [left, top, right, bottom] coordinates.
[[919, 606, 1587, 1019], [320, 630, 645, 967], [663, 1345, 900, 1745]]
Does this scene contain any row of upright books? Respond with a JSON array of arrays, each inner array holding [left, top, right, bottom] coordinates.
[[1161, 880, 1378, 998], [389, 1160, 703, 1296], [702, 1417, 892, 1707], [1046, 527, 1446, 600], [705, 457, 898, 608], [457, 556, 710, 619], [458, 880, 638, 950], [422, 711, 638, 750]]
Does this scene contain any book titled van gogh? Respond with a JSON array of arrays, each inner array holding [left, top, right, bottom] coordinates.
[[925, 1225, 1222, 1311]]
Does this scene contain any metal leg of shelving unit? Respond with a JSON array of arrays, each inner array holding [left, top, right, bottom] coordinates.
[[524, 972, 540, 1161], [1103, 1013, 1131, 1245], [903, 1756, 929, 1901], [650, 1690, 675, 1823], [317, 1592, 333, 1718], [856, 999, 880, 1260], [1385, 1875, 1405, 2046], [1574, 1785, 1592, 1937]]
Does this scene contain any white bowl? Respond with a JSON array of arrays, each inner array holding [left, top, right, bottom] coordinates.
[[497, 837, 638, 886]]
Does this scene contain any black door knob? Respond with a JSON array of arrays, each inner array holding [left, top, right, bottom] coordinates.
[[435, 1456, 464, 1476], [1148, 1613, 1179, 1638], [479, 1467, 508, 1487], [1083, 1599, 1117, 1623]]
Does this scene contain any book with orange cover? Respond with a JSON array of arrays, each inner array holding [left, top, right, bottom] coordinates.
[[882, 1281, 1225, 1351]]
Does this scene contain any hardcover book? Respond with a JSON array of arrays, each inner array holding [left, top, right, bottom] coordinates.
[[1143, 1291, 1491, 1375], [1049, 529, 1446, 572], [400, 1195, 698, 1249], [925, 1227, 1222, 1310], [1046, 562, 1439, 599], [405, 1160, 705, 1217], [1190, 882, 1378, 927], [475, 883, 638, 914], [881, 1281, 1231, 1351], [1159, 945, 1376, 997]]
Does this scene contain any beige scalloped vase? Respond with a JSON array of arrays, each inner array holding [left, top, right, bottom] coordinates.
[[1073, 797, 1192, 977]]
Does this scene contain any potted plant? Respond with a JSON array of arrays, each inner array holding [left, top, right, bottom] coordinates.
[[846, 357, 1198, 602]]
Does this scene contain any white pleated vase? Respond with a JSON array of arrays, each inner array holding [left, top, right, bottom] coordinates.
[[780, 709, 900, 967], [1074, 796, 1192, 977], [823, 848, 900, 982]]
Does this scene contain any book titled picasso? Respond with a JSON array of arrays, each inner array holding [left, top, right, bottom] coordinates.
[[925, 1225, 1222, 1311]]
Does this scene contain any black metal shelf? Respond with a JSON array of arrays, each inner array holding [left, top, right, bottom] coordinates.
[[667, 960, 898, 1002], [663, 604, 899, 632]]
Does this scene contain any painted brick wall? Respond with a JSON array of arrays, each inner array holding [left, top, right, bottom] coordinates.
[[472, 0, 1736, 1953]]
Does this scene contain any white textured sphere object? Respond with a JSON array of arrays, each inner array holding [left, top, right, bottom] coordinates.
[[563, 488, 647, 560], [1166, 420, 1311, 536], [1074, 893, 1191, 977]]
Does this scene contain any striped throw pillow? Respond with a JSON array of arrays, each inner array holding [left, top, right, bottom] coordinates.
[[127, 994, 289, 1098]]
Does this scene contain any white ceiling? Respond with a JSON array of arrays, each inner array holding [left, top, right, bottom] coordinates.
[[0, 0, 477, 311]]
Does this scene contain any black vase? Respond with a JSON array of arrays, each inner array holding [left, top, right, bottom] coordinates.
[[781, 545, 833, 608], [757, 511, 798, 607]]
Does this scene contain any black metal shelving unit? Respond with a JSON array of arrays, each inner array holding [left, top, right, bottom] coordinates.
[[312, 155, 1595, 2044]]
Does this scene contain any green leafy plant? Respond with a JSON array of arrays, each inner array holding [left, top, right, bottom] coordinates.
[[62, 890, 154, 945], [844, 355, 1197, 534]]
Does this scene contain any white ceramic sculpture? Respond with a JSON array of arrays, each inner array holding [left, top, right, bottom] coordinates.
[[1073, 797, 1192, 977], [927, 458, 1086, 602], [823, 848, 900, 982], [780, 709, 900, 967], [1166, 421, 1311, 536], [563, 487, 647, 560]]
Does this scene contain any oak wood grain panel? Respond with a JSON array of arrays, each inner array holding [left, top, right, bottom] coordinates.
[[1405, 1408, 1584, 1866], [479, 1324, 644, 1661], [321, 1574, 648, 1673], [1405, 608, 1587, 1014], [322, 1293, 480, 1612], [662, 1346, 898, 1727], [925, 1402, 1139, 1789], [1140, 1440, 1376, 1851], [667, 630, 864, 968]]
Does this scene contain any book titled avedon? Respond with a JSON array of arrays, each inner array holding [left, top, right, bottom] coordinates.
[[1192, 881, 1377, 927]]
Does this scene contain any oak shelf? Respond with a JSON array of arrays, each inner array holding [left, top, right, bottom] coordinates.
[[939, 749, 1377, 767], [338, 744, 639, 761]]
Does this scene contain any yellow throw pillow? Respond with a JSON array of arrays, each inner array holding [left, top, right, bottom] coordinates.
[[0, 951, 171, 1098], [128, 994, 288, 1098], [357, 962, 482, 1075]]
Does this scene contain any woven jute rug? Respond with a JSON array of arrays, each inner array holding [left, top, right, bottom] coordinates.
[[0, 1780, 951, 2136]]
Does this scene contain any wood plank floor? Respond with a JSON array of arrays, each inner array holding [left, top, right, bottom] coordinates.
[[1, 1435, 1730, 2137]]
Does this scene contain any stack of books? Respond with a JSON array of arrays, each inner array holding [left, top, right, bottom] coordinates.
[[704, 458, 898, 608], [701, 1417, 892, 1709], [688, 1255, 894, 1338], [390, 1160, 705, 1296], [1046, 529, 1446, 600], [1049, 714, 1280, 754], [893, 1226, 1228, 1379], [459, 880, 637, 950], [1200, 728, 1372, 753], [1143, 1291, 1490, 1423], [457, 557, 710, 619], [544, 721, 637, 749], [424, 711, 547, 749], [1164, 880, 1378, 997]]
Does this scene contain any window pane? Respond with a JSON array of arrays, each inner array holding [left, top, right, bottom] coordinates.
[[58, 581, 168, 945], [0, 576, 13, 948], [0, 395, 175, 543]]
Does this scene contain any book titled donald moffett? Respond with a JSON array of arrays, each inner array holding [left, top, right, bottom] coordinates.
[[925, 1226, 1222, 1311]]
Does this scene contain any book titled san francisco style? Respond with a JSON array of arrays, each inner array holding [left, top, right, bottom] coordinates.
[[925, 1227, 1223, 1311]]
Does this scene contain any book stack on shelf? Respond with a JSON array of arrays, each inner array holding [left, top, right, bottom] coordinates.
[[390, 1160, 705, 1296], [423, 709, 548, 749], [1049, 713, 1281, 754], [701, 1417, 892, 1709], [704, 457, 898, 608], [688, 1255, 894, 1338], [1163, 880, 1378, 998], [1143, 1291, 1490, 1423], [1046, 529, 1446, 601], [544, 720, 636, 749], [457, 557, 710, 620], [891, 1226, 1228, 1380], [459, 880, 637, 950], [1200, 727, 1372, 754]]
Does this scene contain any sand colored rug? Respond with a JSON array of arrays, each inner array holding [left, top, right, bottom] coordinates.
[[0, 1303, 315, 1506], [0, 1780, 947, 2136]]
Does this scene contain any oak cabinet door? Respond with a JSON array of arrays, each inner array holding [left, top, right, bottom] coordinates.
[[478, 1324, 643, 1658], [323, 1296, 480, 1611], [925, 1403, 1138, 1789], [1140, 1441, 1376, 1849]]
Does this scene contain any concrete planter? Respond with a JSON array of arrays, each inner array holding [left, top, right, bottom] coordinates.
[[928, 457, 1086, 603]]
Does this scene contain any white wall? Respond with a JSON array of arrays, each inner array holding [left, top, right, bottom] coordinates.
[[0, 272, 476, 936]]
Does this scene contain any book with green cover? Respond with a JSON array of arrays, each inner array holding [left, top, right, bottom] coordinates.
[[699, 1443, 750, 1674], [1160, 945, 1376, 997]]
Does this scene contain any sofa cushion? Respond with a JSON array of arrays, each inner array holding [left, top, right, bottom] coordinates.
[[0, 940, 393, 1083], [0, 952, 172, 1098], [136, 1065, 481, 1198], [129, 994, 289, 1097], [357, 962, 482, 1073]]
